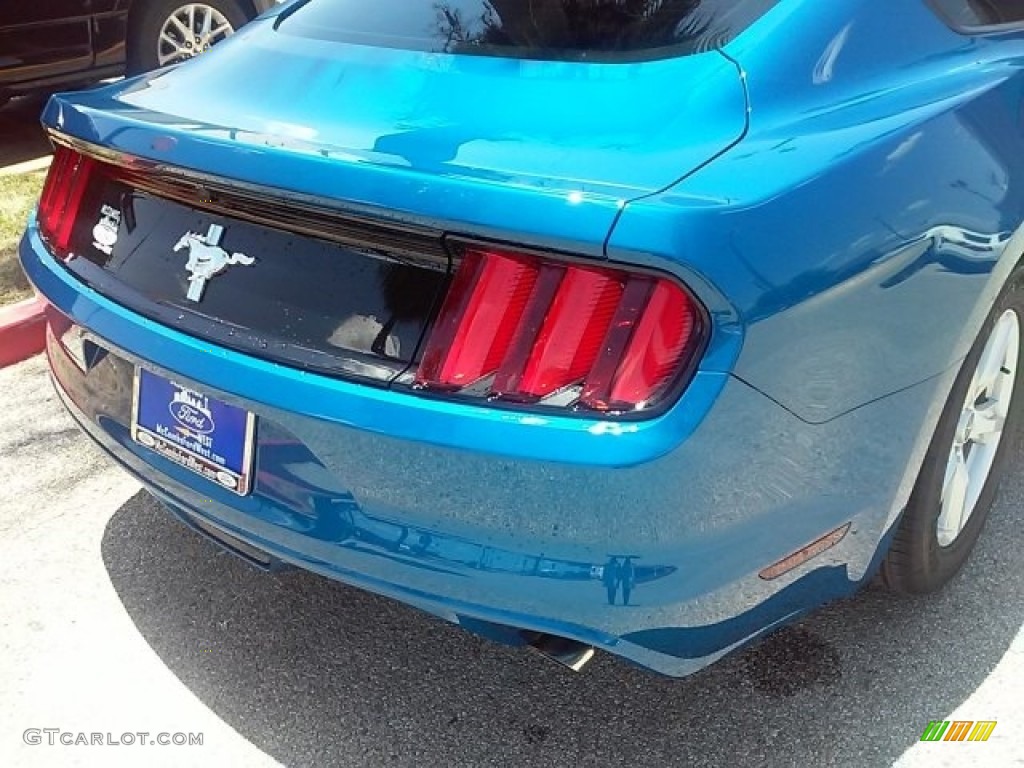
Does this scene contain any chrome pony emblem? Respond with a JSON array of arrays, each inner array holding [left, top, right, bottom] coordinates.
[[173, 224, 255, 302]]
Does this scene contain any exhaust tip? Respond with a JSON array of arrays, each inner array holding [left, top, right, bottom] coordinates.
[[525, 632, 596, 672]]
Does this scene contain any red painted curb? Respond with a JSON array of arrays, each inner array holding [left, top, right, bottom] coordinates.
[[0, 294, 48, 368]]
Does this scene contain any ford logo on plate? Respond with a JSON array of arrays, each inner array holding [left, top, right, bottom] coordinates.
[[169, 388, 216, 434]]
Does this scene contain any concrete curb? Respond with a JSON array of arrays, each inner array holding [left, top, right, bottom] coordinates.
[[0, 294, 47, 368], [0, 155, 52, 177]]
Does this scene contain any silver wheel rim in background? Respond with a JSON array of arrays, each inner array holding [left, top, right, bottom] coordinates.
[[157, 4, 235, 67], [937, 308, 1020, 547]]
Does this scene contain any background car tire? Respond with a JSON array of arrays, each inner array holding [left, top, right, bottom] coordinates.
[[127, 0, 250, 75], [881, 267, 1024, 593]]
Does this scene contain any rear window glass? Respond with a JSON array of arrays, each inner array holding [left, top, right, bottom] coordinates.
[[279, 0, 779, 62]]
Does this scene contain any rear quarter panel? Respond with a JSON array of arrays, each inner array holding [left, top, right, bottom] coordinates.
[[609, 0, 1024, 424]]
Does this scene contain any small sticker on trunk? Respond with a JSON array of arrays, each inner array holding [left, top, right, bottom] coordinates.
[[92, 204, 121, 255]]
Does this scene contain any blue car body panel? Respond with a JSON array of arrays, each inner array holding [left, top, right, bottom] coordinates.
[[613, 0, 1024, 421], [19, 0, 1024, 675]]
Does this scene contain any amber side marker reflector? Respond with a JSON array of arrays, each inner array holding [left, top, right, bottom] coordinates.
[[758, 523, 852, 581]]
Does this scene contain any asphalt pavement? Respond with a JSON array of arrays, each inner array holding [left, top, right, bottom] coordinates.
[[0, 353, 1021, 767]]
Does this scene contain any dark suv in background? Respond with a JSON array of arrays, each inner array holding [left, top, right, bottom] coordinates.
[[0, 1, 281, 105]]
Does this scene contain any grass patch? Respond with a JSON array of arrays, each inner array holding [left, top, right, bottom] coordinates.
[[0, 170, 45, 306]]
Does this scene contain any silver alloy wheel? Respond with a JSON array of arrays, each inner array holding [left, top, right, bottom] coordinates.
[[937, 308, 1020, 546], [157, 4, 235, 67]]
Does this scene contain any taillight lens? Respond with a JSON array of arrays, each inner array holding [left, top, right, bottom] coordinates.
[[415, 246, 704, 414], [37, 146, 101, 259]]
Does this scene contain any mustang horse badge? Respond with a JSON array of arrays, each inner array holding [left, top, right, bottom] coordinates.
[[174, 224, 255, 302]]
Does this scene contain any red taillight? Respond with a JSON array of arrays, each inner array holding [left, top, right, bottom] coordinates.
[[501, 267, 623, 399], [582, 280, 696, 410], [37, 146, 101, 259], [417, 250, 539, 389], [415, 246, 703, 414]]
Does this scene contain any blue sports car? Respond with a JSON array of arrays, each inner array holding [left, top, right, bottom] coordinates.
[[18, 0, 1024, 676]]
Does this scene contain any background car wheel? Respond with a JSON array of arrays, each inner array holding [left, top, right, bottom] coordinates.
[[128, 0, 250, 75], [881, 268, 1024, 593]]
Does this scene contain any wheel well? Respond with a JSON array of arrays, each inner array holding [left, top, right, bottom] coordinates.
[[236, 0, 259, 17]]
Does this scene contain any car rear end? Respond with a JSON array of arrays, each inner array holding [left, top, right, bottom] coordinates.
[[17, 0, 904, 675]]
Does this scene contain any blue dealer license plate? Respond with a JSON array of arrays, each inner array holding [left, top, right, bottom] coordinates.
[[131, 368, 256, 495]]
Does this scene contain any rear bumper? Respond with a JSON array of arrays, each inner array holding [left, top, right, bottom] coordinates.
[[21, 223, 940, 676]]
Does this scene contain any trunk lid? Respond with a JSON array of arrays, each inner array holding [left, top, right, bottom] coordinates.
[[43, 15, 747, 253]]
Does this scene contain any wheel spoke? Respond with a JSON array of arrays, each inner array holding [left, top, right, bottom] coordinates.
[[201, 8, 214, 37], [939, 450, 970, 542], [209, 23, 233, 39], [169, 15, 190, 39], [973, 320, 1010, 399], [970, 400, 1005, 443], [991, 364, 1016, 414]]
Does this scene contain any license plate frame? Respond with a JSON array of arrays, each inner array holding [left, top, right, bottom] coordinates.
[[130, 368, 256, 496]]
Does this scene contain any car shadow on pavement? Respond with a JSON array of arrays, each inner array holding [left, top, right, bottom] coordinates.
[[100, 458, 1024, 768]]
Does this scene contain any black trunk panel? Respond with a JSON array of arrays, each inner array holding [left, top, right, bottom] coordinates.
[[65, 174, 450, 384]]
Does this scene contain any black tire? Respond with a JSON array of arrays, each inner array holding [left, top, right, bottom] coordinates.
[[127, 0, 251, 76], [881, 268, 1024, 593]]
